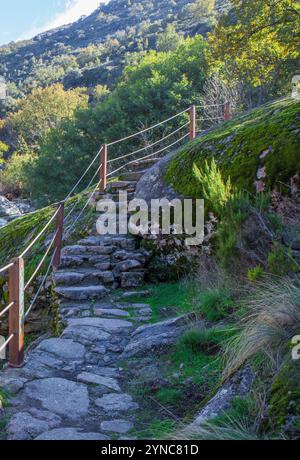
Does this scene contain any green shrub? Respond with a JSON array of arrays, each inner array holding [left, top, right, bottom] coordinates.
[[267, 244, 299, 276], [0, 151, 36, 195], [193, 159, 232, 215], [216, 192, 251, 268], [247, 266, 265, 282], [196, 288, 234, 321]]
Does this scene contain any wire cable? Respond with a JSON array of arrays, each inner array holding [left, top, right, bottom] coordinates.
[[107, 108, 190, 147], [107, 122, 190, 165], [24, 250, 56, 320], [107, 132, 189, 178], [0, 263, 14, 275], [64, 164, 102, 222], [0, 334, 14, 354], [65, 180, 100, 239], [0, 302, 14, 319], [24, 230, 58, 292], [20, 207, 60, 258], [64, 149, 101, 201]]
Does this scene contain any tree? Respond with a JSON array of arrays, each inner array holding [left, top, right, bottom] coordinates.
[[185, 0, 216, 25], [4, 83, 88, 151], [156, 25, 182, 52], [209, 0, 300, 97], [25, 36, 209, 204]]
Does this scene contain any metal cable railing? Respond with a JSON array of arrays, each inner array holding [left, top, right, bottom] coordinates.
[[107, 132, 190, 179], [0, 101, 230, 366], [107, 122, 190, 165], [107, 107, 190, 147]]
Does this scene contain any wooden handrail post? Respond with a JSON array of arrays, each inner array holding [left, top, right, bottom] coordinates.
[[8, 257, 25, 368], [224, 102, 232, 121], [53, 201, 65, 270], [99, 144, 108, 193], [189, 105, 196, 140]]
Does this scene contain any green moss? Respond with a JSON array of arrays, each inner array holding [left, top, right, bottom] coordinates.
[[165, 98, 300, 198], [269, 357, 300, 433]]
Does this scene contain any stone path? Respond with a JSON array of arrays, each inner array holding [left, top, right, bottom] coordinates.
[[0, 172, 155, 440]]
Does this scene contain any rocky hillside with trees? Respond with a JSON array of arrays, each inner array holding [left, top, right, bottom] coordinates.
[[0, 0, 226, 107]]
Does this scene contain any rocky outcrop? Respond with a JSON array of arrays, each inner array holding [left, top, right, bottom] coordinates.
[[122, 314, 198, 358], [0, 196, 32, 227], [180, 365, 256, 436]]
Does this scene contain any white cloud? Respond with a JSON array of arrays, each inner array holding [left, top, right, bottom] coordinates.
[[20, 0, 107, 41]]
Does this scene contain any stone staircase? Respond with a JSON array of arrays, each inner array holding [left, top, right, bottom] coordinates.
[[0, 159, 159, 441], [53, 163, 154, 312]]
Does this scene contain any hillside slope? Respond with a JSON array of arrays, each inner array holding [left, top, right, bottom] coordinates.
[[0, 0, 228, 94], [165, 98, 300, 197]]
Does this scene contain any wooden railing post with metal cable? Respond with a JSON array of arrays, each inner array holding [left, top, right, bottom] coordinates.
[[224, 102, 232, 121], [8, 257, 25, 368], [189, 105, 196, 140], [53, 201, 65, 270], [99, 144, 107, 193]]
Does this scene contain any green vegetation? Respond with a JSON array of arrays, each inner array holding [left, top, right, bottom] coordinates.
[[267, 243, 299, 276], [165, 98, 300, 197], [209, 0, 300, 97], [193, 159, 232, 215], [247, 266, 265, 283], [195, 288, 235, 321], [124, 281, 198, 323]]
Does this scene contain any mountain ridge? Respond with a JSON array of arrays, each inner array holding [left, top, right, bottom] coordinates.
[[0, 0, 230, 95]]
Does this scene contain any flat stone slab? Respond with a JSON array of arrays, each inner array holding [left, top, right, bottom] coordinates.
[[62, 325, 110, 343], [116, 260, 143, 272], [62, 245, 88, 255], [36, 339, 85, 360], [101, 419, 134, 434], [0, 375, 28, 394], [24, 378, 90, 420], [53, 271, 85, 285], [94, 308, 130, 318], [7, 410, 61, 440], [121, 290, 151, 299], [35, 428, 109, 441], [95, 393, 138, 413], [77, 372, 121, 392], [68, 317, 133, 332], [85, 366, 120, 378], [122, 315, 192, 358], [55, 285, 109, 301]]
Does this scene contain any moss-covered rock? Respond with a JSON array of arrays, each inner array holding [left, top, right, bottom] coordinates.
[[268, 357, 300, 438], [165, 98, 300, 197]]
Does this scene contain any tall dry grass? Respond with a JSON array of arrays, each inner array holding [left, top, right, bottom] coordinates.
[[223, 278, 300, 380]]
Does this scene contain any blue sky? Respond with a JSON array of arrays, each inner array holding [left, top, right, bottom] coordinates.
[[0, 0, 104, 46]]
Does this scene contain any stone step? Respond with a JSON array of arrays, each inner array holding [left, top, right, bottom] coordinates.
[[114, 259, 144, 273], [54, 285, 109, 301], [78, 235, 137, 251], [120, 272, 145, 288], [118, 171, 146, 182], [112, 249, 149, 264], [53, 269, 115, 286], [62, 245, 115, 256], [108, 181, 137, 192], [130, 158, 160, 170]]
